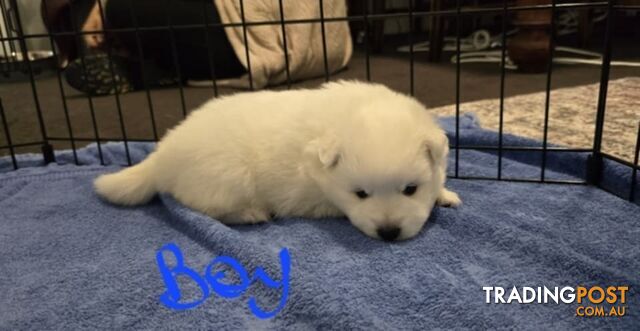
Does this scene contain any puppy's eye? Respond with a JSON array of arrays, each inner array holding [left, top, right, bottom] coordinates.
[[402, 185, 418, 196], [355, 190, 369, 199]]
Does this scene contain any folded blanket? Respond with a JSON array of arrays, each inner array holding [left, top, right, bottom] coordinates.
[[1, 116, 638, 329], [213, 0, 352, 88]]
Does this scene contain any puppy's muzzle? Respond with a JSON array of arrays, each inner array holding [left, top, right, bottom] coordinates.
[[377, 226, 401, 241]]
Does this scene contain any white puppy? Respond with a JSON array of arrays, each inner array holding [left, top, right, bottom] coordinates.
[[94, 81, 461, 241]]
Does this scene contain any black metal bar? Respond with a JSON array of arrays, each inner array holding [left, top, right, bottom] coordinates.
[[38, 138, 584, 154], [10, 0, 55, 164], [612, 4, 640, 9], [363, 0, 371, 81], [454, 0, 461, 178], [34, 141, 588, 153], [588, 0, 615, 185], [0, 141, 45, 150], [0, 0, 10, 72], [591, 2, 615, 149], [318, 0, 330, 82], [239, 0, 254, 90], [7, 10, 17, 71], [48, 137, 157, 143], [1, 0, 19, 72], [40, 0, 78, 165], [451, 176, 587, 185], [600, 152, 640, 170], [451, 145, 591, 152], [165, 0, 187, 117], [128, 0, 159, 140], [427, 0, 443, 62], [630, 122, 640, 201], [0, 98, 17, 169], [68, 0, 104, 165], [408, 0, 415, 96], [201, 0, 220, 97], [95, 0, 131, 165], [541, 0, 557, 182], [278, 0, 292, 88], [0, 2, 619, 45], [497, 0, 508, 179]]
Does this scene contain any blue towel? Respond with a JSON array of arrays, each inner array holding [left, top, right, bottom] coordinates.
[[1, 115, 638, 329]]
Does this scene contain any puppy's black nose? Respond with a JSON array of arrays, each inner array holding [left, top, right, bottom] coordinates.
[[377, 226, 400, 241]]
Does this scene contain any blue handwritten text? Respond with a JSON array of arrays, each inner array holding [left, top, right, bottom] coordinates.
[[156, 243, 290, 319]]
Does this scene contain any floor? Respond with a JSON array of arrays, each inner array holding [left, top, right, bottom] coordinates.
[[431, 77, 640, 161], [1, 43, 639, 161]]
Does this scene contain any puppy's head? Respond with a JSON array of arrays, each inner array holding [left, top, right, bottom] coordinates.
[[305, 102, 448, 241]]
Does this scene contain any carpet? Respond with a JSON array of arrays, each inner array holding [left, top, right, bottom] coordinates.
[[1, 116, 638, 330], [431, 77, 640, 162]]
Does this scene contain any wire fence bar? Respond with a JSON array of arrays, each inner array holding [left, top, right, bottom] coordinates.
[[600, 152, 640, 171], [0, 0, 12, 72], [1, 2, 620, 45], [452, 146, 592, 152], [278, 0, 292, 88], [47, 137, 157, 143], [9, 0, 54, 164], [165, 0, 187, 117], [362, 0, 371, 81], [497, 0, 508, 179], [239, 0, 254, 90], [452, 176, 587, 185], [408, 0, 415, 96], [0, 141, 46, 150], [540, 0, 557, 182], [39, 0, 78, 165], [454, 0, 461, 178], [630, 122, 640, 201], [67, 0, 104, 165], [95, 0, 131, 165], [128, 0, 160, 140], [42, 136, 594, 154], [0, 98, 17, 169], [200, 0, 221, 97], [589, 0, 615, 185], [319, 0, 330, 82]]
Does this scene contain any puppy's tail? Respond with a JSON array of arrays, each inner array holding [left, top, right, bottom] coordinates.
[[94, 156, 157, 206]]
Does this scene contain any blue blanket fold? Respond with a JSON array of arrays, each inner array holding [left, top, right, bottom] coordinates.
[[1, 115, 638, 330]]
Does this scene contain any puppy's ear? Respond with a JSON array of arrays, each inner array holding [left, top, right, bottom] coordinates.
[[306, 134, 341, 169], [423, 129, 449, 165]]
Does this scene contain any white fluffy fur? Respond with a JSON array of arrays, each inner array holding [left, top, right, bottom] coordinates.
[[94, 81, 461, 240]]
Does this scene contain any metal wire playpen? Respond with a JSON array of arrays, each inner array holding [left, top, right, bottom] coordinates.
[[0, 0, 638, 202]]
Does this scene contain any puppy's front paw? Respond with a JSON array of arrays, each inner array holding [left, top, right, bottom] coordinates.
[[240, 208, 272, 224], [437, 188, 461, 208]]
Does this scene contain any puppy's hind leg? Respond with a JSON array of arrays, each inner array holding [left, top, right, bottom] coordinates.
[[437, 188, 462, 207]]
